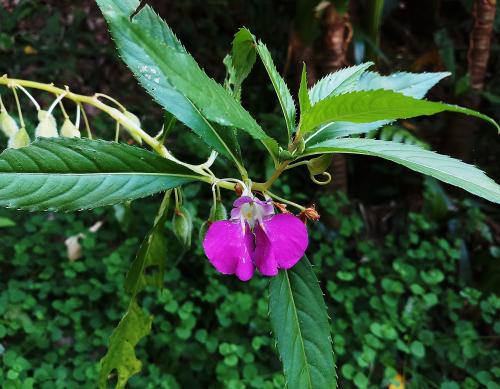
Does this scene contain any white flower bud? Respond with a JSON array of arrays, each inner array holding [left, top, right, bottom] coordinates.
[[0, 110, 20, 138], [8, 127, 30, 149], [60, 118, 81, 138], [35, 110, 58, 138]]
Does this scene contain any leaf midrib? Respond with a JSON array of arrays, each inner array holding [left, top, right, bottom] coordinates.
[[282, 269, 314, 389], [0, 172, 201, 178]]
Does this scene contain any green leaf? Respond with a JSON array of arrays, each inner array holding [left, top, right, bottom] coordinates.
[[305, 120, 388, 146], [269, 256, 337, 389], [299, 90, 499, 135], [355, 71, 450, 99], [306, 70, 450, 143], [0, 216, 15, 228], [231, 28, 257, 92], [304, 138, 500, 204], [0, 138, 201, 211], [97, 1, 271, 169], [125, 192, 170, 294], [410, 340, 426, 358], [308, 62, 373, 104], [246, 29, 295, 140], [98, 299, 153, 389], [100, 192, 170, 389], [298, 64, 311, 114]]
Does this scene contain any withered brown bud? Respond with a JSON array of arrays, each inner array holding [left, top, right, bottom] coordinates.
[[234, 182, 243, 196], [299, 205, 320, 223], [273, 202, 290, 214]]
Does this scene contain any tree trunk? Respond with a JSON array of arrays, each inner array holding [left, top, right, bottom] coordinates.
[[443, 0, 497, 161], [320, 4, 352, 193]]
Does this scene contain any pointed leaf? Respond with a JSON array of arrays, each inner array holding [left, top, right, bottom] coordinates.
[[306, 70, 450, 141], [98, 300, 153, 389], [355, 71, 451, 99], [269, 256, 337, 389], [299, 90, 499, 134], [298, 64, 311, 114], [125, 192, 171, 294], [231, 28, 256, 88], [97, 1, 272, 167], [308, 62, 373, 104], [100, 193, 171, 389], [304, 138, 500, 204], [0, 138, 201, 211], [306, 120, 389, 146], [250, 33, 296, 139]]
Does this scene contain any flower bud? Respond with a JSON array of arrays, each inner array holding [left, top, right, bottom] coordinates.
[[307, 154, 332, 176], [299, 205, 320, 223], [0, 109, 20, 138], [234, 183, 244, 197], [60, 118, 81, 138], [273, 202, 290, 214], [173, 206, 193, 249], [7, 127, 30, 149], [199, 200, 227, 245], [297, 138, 306, 154], [123, 111, 143, 145], [35, 110, 58, 138], [209, 200, 228, 221]]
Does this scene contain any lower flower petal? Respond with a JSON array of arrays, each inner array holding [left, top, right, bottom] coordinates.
[[253, 225, 278, 276], [255, 214, 308, 271], [203, 220, 255, 281]]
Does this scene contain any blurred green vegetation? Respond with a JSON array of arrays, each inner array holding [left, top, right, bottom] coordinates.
[[1, 1, 500, 388], [1, 189, 499, 388]]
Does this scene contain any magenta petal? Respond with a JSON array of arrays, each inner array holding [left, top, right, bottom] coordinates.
[[253, 225, 278, 276], [203, 220, 255, 281], [254, 214, 308, 273], [233, 196, 254, 208]]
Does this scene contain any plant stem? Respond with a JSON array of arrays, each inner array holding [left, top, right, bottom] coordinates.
[[266, 190, 305, 211], [262, 161, 290, 190], [0, 76, 164, 155]]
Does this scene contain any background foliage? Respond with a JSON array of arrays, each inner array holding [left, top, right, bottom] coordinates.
[[0, 0, 499, 388]]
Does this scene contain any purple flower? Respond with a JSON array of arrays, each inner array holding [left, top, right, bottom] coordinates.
[[203, 194, 308, 281]]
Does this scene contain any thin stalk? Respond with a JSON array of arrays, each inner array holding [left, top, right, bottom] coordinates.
[[266, 190, 305, 211], [10, 86, 25, 128]]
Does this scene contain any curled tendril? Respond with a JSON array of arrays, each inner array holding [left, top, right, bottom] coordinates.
[[310, 172, 332, 185]]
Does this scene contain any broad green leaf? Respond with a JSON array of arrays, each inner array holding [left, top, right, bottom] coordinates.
[[308, 62, 373, 104], [0, 138, 201, 211], [299, 90, 499, 134], [97, 1, 272, 169], [298, 64, 311, 114], [244, 28, 295, 140], [269, 256, 337, 389], [306, 70, 450, 142], [125, 192, 170, 294], [98, 299, 152, 389], [304, 138, 500, 204], [355, 71, 450, 99], [100, 192, 170, 389]]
